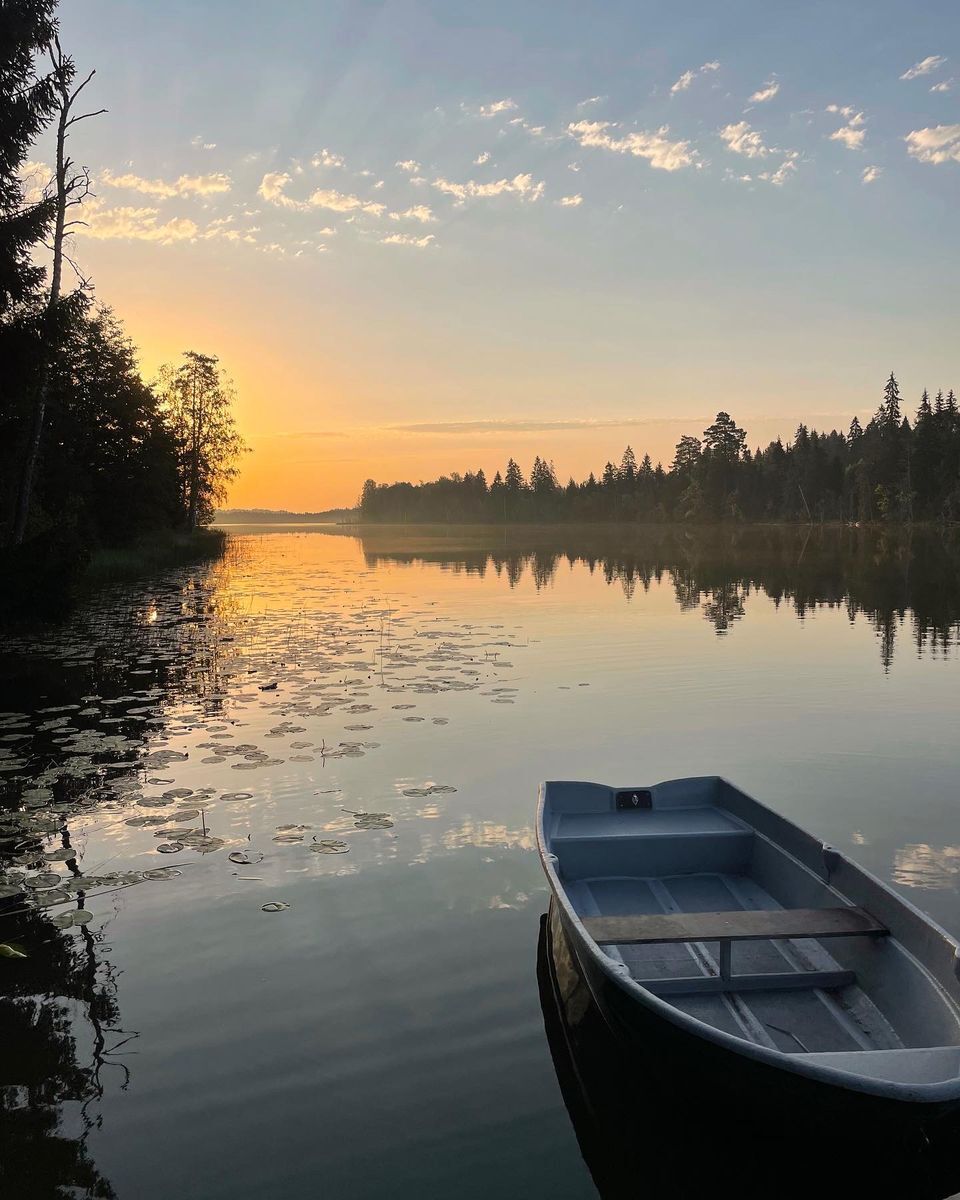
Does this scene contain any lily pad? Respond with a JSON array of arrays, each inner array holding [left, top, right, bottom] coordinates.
[[261, 901, 290, 912], [156, 842, 183, 854], [312, 839, 349, 854]]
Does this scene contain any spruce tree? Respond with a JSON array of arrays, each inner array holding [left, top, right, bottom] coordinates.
[[0, 0, 59, 313]]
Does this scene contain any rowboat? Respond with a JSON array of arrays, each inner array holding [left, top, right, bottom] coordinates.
[[537, 776, 960, 1117]]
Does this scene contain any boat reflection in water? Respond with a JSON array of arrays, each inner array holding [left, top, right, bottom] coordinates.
[[537, 901, 960, 1200]]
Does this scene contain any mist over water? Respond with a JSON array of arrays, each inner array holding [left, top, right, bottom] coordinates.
[[2, 524, 959, 1198]]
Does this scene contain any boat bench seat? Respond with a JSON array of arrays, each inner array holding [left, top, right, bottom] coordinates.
[[583, 906, 888, 997], [583, 906, 887, 946]]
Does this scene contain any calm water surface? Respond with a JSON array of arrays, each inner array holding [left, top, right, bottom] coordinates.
[[2, 524, 960, 1198]]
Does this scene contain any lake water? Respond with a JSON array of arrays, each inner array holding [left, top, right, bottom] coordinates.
[[2, 523, 960, 1198]]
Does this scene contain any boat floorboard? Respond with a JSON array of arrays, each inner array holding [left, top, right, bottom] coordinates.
[[568, 871, 905, 1055]]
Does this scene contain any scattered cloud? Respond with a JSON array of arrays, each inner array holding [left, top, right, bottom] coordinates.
[[568, 161, 581, 172], [380, 232, 436, 247], [478, 98, 518, 117], [720, 121, 771, 158], [558, 194, 583, 206], [826, 107, 866, 149], [309, 188, 385, 215], [749, 78, 780, 103], [670, 61, 720, 94], [312, 148, 345, 168], [861, 165, 882, 184], [568, 121, 697, 170], [389, 205, 435, 223], [930, 79, 954, 93], [258, 173, 385, 215], [474, 151, 491, 165], [905, 124, 960, 164], [900, 55, 947, 81], [758, 157, 797, 186], [18, 159, 49, 204], [79, 203, 199, 244], [395, 159, 421, 173], [101, 169, 232, 198], [830, 124, 866, 149], [190, 135, 216, 150], [577, 95, 606, 109], [432, 172, 545, 203]]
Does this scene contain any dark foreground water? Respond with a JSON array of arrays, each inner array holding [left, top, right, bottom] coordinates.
[[1, 524, 960, 1198]]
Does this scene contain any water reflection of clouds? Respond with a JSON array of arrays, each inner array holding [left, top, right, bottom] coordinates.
[[893, 843, 960, 890]]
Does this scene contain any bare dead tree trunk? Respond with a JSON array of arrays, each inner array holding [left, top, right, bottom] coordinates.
[[11, 40, 104, 545]]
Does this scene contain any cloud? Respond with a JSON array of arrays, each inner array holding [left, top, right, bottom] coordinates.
[[259, 172, 385, 214], [309, 188, 385, 215], [930, 79, 954, 93], [100, 169, 232, 198], [568, 120, 697, 170], [758, 157, 797, 186], [79, 203, 199, 244], [312, 148, 345, 168], [670, 61, 720, 94], [190, 135, 216, 150], [432, 172, 545, 202], [830, 124, 866, 149], [18, 159, 50, 205], [474, 151, 491, 165], [861, 165, 882, 184], [905, 124, 960, 164], [720, 121, 771, 157], [577, 95, 606, 109], [558, 194, 583, 206], [389, 205, 435, 223], [380, 232, 436, 247], [395, 159, 421, 173], [478, 98, 518, 117], [749, 78, 780, 103], [900, 55, 947, 81]]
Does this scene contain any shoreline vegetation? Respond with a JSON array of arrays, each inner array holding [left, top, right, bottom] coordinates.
[[359, 381, 960, 527], [2, 5, 245, 621]]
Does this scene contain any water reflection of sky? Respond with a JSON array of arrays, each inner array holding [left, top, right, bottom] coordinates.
[[2, 526, 960, 1198]]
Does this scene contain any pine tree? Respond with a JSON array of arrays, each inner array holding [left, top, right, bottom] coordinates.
[[619, 445, 637, 483], [503, 458, 525, 493], [876, 373, 902, 429], [0, 0, 59, 314]]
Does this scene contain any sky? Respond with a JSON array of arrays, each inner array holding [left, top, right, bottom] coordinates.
[[36, 0, 960, 508]]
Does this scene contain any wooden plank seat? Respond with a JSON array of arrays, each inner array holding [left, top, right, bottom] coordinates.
[[582, 906, 888, 996]]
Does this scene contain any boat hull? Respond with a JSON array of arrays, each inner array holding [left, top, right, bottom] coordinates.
[[553, 899, 960, 1124]]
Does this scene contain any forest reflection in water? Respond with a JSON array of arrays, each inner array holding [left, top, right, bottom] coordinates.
[[2, 523, 960, 1198], [349, 523, 960, 668]]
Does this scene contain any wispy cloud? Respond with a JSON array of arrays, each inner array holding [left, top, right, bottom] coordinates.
[[900, 55, 947, 81], [749, 78, 780, 103], [826, 106, 866, 149], [758, 156, 798, 186], [577, 95, 606, 109], [930, 79, 954, 93], [312, 148, 345, 168], [389, 205, 435, 223], [395, 159, 421, 173], [473, 151, 491, 165], [720, 121, 771, 158], [478, 98, 518, 117], [568, 121, 697, 170], [861, 165, 881, 184], [558, 194, 583, 206], [670, 61, 720, 94], [79, 203, 199, 244], [258, 173, 385, 215], [190, 135, 216, 150], [905, 124, 960, 164], [101, 169, 231, 198], [432, 172, 545, 203], [380, 232, 436, 248]]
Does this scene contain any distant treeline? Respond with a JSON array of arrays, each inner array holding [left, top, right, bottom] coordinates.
[[359, 377, 960, 525], [215, 508, 357, 524], [1, 2, 245, 611]]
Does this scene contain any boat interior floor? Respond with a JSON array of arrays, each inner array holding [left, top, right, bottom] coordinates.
[[567, 871, 908, 1057]]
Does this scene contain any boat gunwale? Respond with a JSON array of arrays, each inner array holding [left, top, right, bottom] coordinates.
[[536, 775, 960, 1104]]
